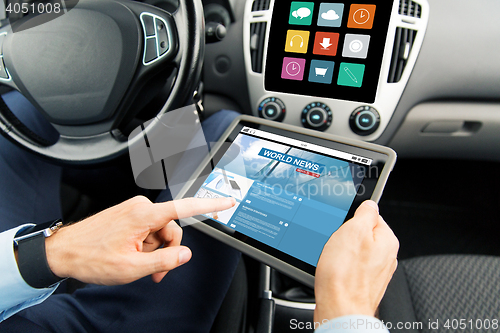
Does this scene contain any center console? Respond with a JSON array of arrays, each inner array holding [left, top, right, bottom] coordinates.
[[244, 0, 429, 141]]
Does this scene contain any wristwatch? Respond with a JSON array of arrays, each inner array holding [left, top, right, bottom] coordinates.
[[13, 219, 66, 289]]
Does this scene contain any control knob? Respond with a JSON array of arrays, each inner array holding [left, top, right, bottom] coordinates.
[[301, 102, 332, 131], [349, 106, 380, 136], [258, 97, 286, 122]]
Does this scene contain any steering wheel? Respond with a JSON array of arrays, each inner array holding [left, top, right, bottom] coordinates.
[[0, 0, 204, 165]]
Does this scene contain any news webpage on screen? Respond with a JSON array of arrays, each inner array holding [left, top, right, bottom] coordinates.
[[194, 127, 371, 266]]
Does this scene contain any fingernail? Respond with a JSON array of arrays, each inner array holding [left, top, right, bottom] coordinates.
[[363, 200, 379, 213], [178, 248, 191, 265], [225, 197, 236, 206]]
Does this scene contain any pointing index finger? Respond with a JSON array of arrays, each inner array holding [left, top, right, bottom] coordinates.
[[154, 197, 236, 225]]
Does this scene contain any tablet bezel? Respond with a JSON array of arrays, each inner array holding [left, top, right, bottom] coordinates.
[[175, 116, 396, 288]]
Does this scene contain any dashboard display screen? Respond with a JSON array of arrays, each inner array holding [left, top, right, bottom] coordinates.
[[264, 1, 393, 103]]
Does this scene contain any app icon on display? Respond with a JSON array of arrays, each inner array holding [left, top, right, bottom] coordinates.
[[337, 63, 365, 87], [317, 3, 344, 27], [313, 32, 339, 56], [347, 4, 376, 29], [281, 57, 307, 81], [342, 34, 371, 59], [289, 2, 315, 26], [308, 60, 335, 84], [285, 30, 310, 54]]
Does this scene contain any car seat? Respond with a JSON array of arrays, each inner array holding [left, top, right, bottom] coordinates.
[[379, 255, 500, 332]]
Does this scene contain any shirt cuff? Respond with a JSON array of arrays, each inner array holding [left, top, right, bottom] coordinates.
[[315, 315, 389, 332], [0, 224, 59, 322]]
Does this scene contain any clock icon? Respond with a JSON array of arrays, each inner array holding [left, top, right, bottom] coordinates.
[[347, 4, 375, 29], [286, 61, 301, 76], [353, 8, 370, 24]]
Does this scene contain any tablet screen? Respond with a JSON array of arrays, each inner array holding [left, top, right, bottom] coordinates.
[[264, 0, 393, 103], [188, 123, 389, 274]]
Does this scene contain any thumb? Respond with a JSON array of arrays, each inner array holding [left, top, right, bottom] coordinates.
[[351, 200, 380, 229], [135, 246, 192, 277]]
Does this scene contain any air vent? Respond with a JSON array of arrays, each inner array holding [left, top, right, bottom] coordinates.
[[388, 27, 417, 83], [252, 0, 271, 11], [250, 22, 267, 73], [399, 0, 422, 18]]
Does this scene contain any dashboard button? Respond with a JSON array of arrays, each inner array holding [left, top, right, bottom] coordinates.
[[142, 15, 156, 37], [156, 19, 169, 55], [307, 108, 327, 127], [264, 104, 279, 118], [357, 111, 375, 129], [349, 106, 380, 136], [144, 38, 158, 63], [258, 97, 286, 122], [301, 102, 332, 131]]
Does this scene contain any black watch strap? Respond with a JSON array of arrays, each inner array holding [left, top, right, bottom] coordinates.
[[17, 232, 63, 289]]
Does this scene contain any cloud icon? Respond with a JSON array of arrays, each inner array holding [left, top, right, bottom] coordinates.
[[321, 10, 340, 21]]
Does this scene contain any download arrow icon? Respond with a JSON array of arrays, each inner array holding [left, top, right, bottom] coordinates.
[[320, 37, 332, 50]]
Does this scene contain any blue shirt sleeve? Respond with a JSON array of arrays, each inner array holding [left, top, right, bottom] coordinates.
[[315, 315, 390, 333], [0, 225, 59, 322]]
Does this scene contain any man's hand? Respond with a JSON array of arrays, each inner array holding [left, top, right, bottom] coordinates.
[[44, 196, 236, 285], [314, 200, 399, 323]]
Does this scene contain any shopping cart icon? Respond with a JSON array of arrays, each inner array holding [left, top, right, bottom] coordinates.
[[315, 67, 328, 77], [308, 60, 334, 84]]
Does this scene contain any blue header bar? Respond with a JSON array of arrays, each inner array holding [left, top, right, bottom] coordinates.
[[258, 148, 325, 172]]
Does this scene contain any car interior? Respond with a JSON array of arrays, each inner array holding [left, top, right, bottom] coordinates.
[[1, 0, 500, 332]]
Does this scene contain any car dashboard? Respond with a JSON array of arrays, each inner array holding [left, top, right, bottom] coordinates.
[[203, 0, 500, 162], [243, 0, 428, 142]]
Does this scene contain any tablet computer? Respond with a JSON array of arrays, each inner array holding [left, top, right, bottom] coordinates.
[[176, 116, 396, 287]]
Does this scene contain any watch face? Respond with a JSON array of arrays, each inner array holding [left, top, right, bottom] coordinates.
[[13, 219, 63, 244]]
